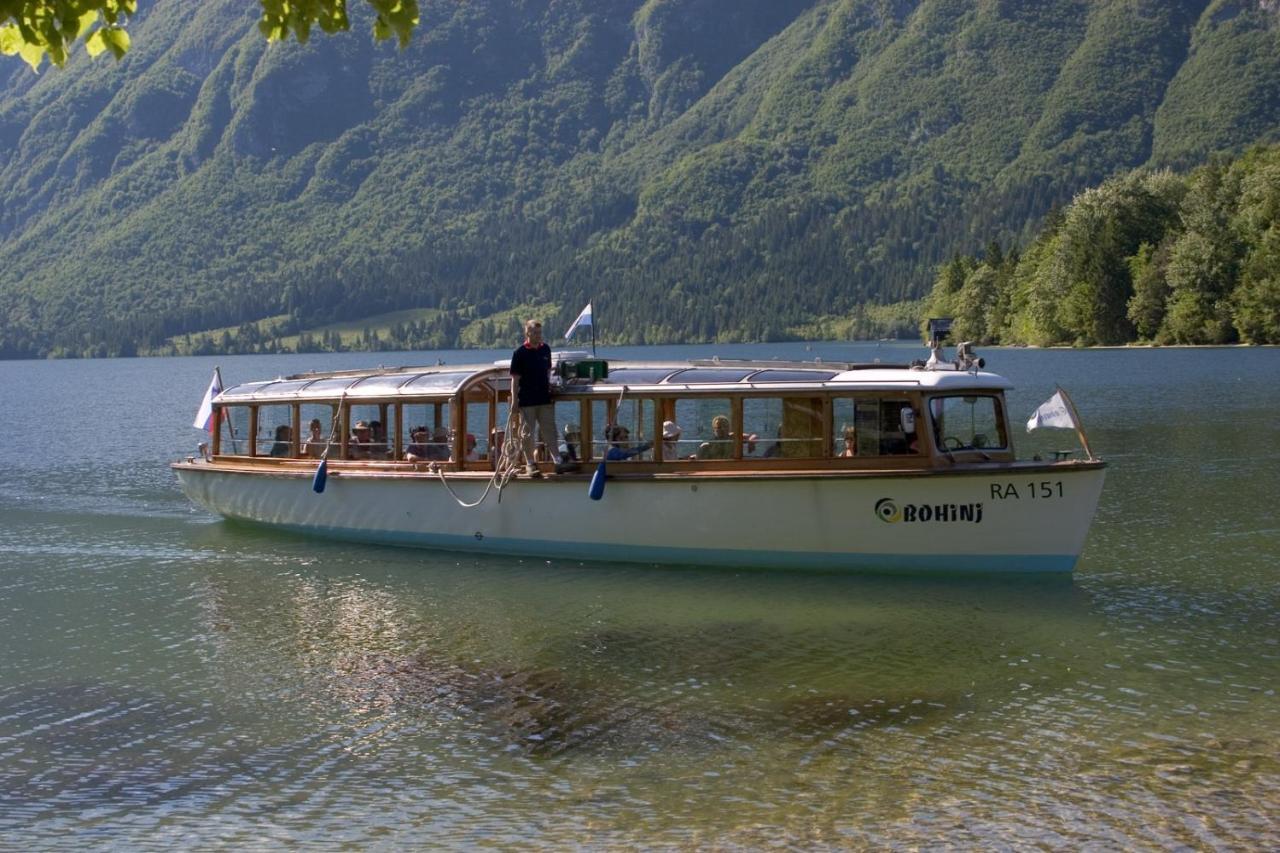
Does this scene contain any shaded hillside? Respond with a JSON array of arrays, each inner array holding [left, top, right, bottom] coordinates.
[[1, 0, 1278, 357]]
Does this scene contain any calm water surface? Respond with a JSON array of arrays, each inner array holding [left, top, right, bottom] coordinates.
[[0, 343, 1277, 848]]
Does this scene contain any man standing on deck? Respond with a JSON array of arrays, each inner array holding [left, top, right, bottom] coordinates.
[[510, 319, 556, 478]]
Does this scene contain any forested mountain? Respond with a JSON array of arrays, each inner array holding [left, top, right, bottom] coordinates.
[[925, 144, 1280, 346], [1, 0, 1279, 357]]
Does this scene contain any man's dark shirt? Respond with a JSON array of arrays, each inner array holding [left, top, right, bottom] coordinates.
[[510, 342, 553, 407]]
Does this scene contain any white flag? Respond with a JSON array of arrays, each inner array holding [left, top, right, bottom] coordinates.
[[565, 302, 593, 340], [192, 367, 223, 432], [1026, 390, 1075, 432]]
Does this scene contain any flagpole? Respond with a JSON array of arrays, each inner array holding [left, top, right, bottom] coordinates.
[[590, 299, 596, 357], [1056, 384, 1095, 461]]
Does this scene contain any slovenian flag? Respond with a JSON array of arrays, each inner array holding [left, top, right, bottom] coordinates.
[[192, 367, 223, 432], [565, 302, 593, 340]]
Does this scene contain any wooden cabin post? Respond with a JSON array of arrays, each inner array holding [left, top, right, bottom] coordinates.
[[393, 403, 403, 460], [731, 397, 744, 460], [248, 406, 259, 457], [341, 404, 350, 459]]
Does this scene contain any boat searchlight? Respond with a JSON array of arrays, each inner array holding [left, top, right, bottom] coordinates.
[[923, 318, 984, 372]]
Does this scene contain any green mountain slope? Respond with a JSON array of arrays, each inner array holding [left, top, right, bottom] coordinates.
[[1, 0, 1278, 357]]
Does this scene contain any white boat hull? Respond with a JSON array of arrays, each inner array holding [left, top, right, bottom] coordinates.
[[175, 462, 1106, 573]]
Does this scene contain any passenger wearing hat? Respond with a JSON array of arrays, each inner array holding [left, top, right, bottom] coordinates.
[[662, 420, 683, 461], [561, 423, 582, 462], [349, 420, 374, 459]]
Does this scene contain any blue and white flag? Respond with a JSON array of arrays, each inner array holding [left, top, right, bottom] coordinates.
[[565, 302, 593, 340], [1026, 390, 1074, 432], [192, 367, 223, 432]]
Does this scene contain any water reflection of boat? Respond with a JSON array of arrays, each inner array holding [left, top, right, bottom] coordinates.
[[174, 325, 1105, 573]]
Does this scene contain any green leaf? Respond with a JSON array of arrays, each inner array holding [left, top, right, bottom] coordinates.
[[98, 25, 130, 59], [18, 40, 46, 71], [0, 25, 23, 57], [84, 28, 106, 57], [73, 9, 100, 40]]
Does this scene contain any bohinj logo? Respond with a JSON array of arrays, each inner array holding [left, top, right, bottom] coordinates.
[[875, 498, 983, 524]]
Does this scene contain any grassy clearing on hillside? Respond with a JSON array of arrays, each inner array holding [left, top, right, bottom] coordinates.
[[459, 302, 562, 348], [787, 300, 925, 341], [275, 307, 443, 349]]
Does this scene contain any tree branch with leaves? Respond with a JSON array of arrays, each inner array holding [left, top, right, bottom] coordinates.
[[0, 0, 419, 71]]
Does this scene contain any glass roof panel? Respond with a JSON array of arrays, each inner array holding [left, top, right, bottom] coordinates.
[[295, 377, 362, 397], [664, 368, 757, 384], [747, 369, 839, 383], [603, 367, 682, 385], [250, 379, 314, 397], [344, 374, 421, 397], [399, 371, 475, 394], [217, 380, 276, 400]]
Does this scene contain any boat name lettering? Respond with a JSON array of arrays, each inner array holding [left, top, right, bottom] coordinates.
[[875, 498, 983, 524]]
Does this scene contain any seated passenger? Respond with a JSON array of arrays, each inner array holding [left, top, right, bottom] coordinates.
[[460, 433, 480, 462], [695, 416, 757, 459], [404, 426, 431, 462], [838, 425, 857, 457], [268, 424, 292, 457], [349, 420, 375, 459], [696, 415, 734, 460], [561, 423, 582, 462], [662, 420, 683, 460], [425, 426, 451, 461], [605, 425, 651, 461], [303, 418, 325, 458]]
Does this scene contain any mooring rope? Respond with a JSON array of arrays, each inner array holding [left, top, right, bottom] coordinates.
[[434, 404, 525, 508]]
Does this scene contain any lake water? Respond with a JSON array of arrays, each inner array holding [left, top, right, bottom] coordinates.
[[0, 343, 1276, 847]]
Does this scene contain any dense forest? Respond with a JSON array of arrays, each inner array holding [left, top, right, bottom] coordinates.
[[924, 144, 1280, 346], [1, 0, 1279, 358]]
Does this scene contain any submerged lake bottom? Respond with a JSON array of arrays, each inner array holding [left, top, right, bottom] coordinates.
[[0, 343, 1277, 847]]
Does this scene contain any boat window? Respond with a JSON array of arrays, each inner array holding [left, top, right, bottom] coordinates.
[[401, 401, 453, 462], [742, 397, 824, 458], [929, 395, 1007, 453], [255, 405, 295, 458], [217, 406, 251, 456], [346, 403, 391, 460], [665, 368, 756, 385], [590, 398, 655, 462], [300, 403, 338, 460], [662, 397, 736, 461], [463, 400, 498, 465], [831, 396, 920, 457], [556, 399, 585, 464]]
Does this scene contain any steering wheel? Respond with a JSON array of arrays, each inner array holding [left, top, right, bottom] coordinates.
[[943, 436, 965, 451]]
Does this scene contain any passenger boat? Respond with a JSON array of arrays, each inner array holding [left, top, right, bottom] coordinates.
[[173, 328, 1106, 572]]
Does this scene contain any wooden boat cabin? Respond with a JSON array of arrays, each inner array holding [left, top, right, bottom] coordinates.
[[204, 354, 1019, 475]]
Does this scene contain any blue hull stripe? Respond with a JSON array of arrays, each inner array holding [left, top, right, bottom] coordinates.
[[264, 522, 1077, 573]]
